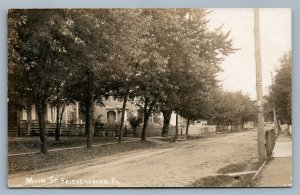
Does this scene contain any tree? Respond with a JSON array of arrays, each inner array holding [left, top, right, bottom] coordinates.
[[176, 70, 222, 135], [263, 95, 274, 122], [171, 9, 235, 135], [8, 10, 33, 137], [61, 9, 126, 148], [8, 10, 76, 153], [130, 9, 172, 141], [210, 90, 257, 131], [134, 9, 235, 139], [48, 79, 74, 141], [105, 9, 154, 143], [238, 93, 257, 128], [269, 52, 292, 125], [8, 9, 120, 151]]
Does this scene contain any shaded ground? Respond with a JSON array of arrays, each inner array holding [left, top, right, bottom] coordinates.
[[190, 174, 255, 187], [8, 140, 155, 174], [8, 136, 138, 154], [8, 128, 260, 187], [190, 161, 261, 187]]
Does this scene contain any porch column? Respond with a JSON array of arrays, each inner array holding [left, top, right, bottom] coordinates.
[[124, 110, 127, 125], [115, 109, 118, 122], [65, 106, 68, 124]]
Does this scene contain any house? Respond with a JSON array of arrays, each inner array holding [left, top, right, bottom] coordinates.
[[8, 96, 189, 137], [8, 96, 139, 136]]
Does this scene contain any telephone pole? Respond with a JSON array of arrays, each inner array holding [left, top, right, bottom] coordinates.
[[253, 8, 266, 162]]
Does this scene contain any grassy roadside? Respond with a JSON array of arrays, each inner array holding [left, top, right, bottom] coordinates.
[[8, 136, 137, 154], [189, 160, 262, 187], [8, 140, 156, 174]]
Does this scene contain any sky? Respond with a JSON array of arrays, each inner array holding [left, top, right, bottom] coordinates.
[[206, 8, 291, 100]]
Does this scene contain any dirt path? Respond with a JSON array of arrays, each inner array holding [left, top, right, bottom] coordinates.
[[8, 129, 258, 187]]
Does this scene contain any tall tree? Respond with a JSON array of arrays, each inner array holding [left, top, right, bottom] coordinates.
[[137, 9, 235, 139], [173, 9, 234, 135], [8, 9, 71, 153], [59, 9, 122, 148], [269, 52, 292, 125], [106, 9, 153, 143], [132, 9, 171, 141], [8, 9, 119, 151]]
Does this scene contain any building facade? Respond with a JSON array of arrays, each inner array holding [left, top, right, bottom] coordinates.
[[17, 96, 139, 125], [8, 96, 188, 137]]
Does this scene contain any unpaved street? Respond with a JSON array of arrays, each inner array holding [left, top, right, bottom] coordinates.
[[8, 129, 258, 187]]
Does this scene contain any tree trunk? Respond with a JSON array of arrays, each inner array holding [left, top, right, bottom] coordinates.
[[186, 118, 190, 136], [86, 99, 93, 149], [84, 103, 88, 137], [94, 119, 97, 137], [59, 106, 65, 136], [133, 127, 138, 137], [16, 108, 21, 137], [141, 112, 150, 141], [86, 71, 94, 149], [277, 119, 282, 132], [162, 110, 172, 137], [175, 112, 179, 138], [118, 90, 129, 144], [141, 96, 157, 141], [37, 100, 48, 154], [55, 104, 60, 141], [27, 104, 32, 136], [141, 98, 149, 141], [55, 84, 60, 141]]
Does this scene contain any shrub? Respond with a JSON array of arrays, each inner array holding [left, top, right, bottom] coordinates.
[[129, 116, 143, 128], [128, 116, 143, 137]]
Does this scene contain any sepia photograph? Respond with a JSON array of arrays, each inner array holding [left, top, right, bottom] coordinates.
[[7, 8, 292, 188]]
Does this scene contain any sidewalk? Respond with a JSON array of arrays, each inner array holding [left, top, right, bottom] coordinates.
[[256, 133, 292, 187]]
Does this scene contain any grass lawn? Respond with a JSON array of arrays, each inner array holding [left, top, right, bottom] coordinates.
[[189, 161, 262, 187], [8, 139, 156, 174], [8, 136, 138, 154]]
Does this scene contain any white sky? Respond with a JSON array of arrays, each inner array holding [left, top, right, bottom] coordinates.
[[206, 8, 291, 100]]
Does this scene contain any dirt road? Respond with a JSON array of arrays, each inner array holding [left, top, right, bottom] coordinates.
[[8, 129, 258, 187]]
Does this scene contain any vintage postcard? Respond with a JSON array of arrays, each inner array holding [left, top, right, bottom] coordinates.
[[7, 8, 292, 188]]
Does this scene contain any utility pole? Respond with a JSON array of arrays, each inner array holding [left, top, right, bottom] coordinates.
[[253, 8, 266, 162]]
